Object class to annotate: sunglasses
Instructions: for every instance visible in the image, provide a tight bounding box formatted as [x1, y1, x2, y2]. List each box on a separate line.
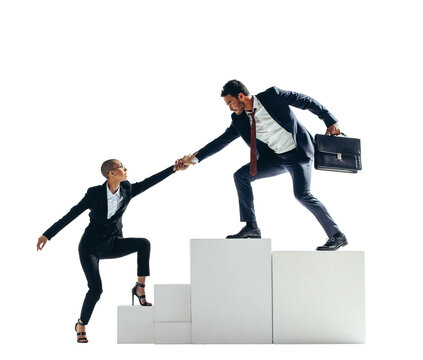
[111, 163, 125, 171]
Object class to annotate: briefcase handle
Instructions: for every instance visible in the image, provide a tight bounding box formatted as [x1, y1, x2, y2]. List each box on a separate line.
[327, 132, 347, 137]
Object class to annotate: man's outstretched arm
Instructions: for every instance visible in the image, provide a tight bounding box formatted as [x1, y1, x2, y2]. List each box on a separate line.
[176, 123, 240, 169]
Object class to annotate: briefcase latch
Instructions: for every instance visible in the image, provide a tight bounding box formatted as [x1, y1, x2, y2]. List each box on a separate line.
[337, 153, 342, 161]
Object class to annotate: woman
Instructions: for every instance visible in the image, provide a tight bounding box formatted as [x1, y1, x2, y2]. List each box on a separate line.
[36, 156, 195, 343]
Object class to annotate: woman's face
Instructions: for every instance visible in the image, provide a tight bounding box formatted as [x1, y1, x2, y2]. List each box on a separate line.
[109, 161, 127, 181]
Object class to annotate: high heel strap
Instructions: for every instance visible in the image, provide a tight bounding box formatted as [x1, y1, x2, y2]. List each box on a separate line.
[136, 282, 145, 288]
[75, 320, 88, 342]
[75, 320, 86, 332]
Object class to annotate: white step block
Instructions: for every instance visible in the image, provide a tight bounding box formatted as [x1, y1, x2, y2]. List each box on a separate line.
[154, 284, 191, 322]
[190, 239, 272, 344]
[154, 322, 191, 344]
[117, 305, 154, 344]
[272, 251, 365, 344]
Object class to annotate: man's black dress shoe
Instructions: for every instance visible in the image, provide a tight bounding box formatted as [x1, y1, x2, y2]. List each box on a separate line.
[316, 232, 348, 251]
[226, 226, 262, 239]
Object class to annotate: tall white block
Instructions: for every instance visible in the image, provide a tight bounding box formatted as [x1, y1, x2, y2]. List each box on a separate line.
[117, 305, 154, 344]
[272, 251, 365, 344]
[154, 323, 191, 344]
[191, 239, 272, 344]
[154, 284, 191, 322]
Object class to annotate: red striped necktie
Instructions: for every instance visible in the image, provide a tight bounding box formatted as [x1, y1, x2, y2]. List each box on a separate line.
[250, 109, 257, 176]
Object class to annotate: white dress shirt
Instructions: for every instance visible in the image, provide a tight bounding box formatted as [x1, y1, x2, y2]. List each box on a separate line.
[246, 96, 296, 154]
[106, 184, 124, 219]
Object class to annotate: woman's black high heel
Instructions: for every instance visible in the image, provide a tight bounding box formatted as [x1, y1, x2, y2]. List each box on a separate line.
[131, 282, 152, 306]
[75, 319, 88, 343]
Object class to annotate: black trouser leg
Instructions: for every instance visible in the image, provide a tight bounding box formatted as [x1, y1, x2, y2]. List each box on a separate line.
[78, 252, 103, 325]
[233, 157, 286, 222]
[78, 236, 151, 324]
[279, 153, 341, 238]
[101, 236, 151, 276]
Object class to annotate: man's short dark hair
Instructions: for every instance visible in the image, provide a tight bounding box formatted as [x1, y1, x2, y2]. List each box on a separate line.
[221, 80, 250, 98]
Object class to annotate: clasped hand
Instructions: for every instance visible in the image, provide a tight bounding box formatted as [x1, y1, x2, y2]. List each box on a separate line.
[173, 152, 198, 171]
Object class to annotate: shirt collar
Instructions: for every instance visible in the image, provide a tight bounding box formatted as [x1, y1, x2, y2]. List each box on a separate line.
[106, 183, 121, 199]
[246, 95, 261, 114]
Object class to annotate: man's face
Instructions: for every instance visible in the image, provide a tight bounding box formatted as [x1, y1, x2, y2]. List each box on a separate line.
[109, 161, 127, 181]
[223, 94, 246, 115]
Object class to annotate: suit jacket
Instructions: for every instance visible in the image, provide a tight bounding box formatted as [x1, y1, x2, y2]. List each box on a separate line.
[195, 87, 338, 161]
[43, 166, 175, 250]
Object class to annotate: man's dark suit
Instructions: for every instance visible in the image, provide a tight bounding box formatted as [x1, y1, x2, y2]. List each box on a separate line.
[195, 87, 340, 237]
[43, 166, 174, 324]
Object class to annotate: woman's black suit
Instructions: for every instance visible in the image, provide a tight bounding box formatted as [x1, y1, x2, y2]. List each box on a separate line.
[43, 166, 175, 324]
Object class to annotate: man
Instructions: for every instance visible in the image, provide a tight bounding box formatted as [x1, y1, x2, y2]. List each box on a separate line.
[178, 80, 347, 251]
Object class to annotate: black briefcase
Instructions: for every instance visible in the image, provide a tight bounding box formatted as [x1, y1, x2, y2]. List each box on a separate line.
[314, 134, 362, 173]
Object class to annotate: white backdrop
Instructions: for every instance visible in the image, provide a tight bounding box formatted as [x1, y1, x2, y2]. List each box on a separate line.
[1, 0, 422, 359]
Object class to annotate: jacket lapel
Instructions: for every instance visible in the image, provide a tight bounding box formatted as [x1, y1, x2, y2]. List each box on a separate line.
[233, 112, 252, 144]
[256, 91, 291, 131]
[256, 92, 279, 125]
[100, 182, 109, 220]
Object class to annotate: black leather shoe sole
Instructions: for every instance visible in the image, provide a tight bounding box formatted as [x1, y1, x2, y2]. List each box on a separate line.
[226, 234, 262, 239]
[226, 227, 261, 239]
[316, 238, 348, 251]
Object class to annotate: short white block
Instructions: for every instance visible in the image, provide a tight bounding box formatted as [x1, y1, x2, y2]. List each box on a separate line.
[191, 239, 272, 344]
[154, 323, 191, 344]
[117, 305, 154, 344]
[272, 251, 365, 344]
[154, 284, 191, 322]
